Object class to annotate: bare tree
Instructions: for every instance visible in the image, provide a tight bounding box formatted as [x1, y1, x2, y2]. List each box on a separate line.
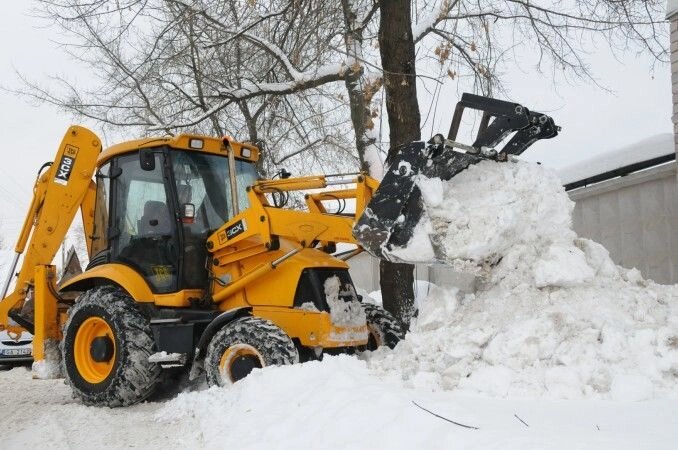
[374, 0, 667, 325]
[20, 0, 356, 175]
[23, 1, 666, 168]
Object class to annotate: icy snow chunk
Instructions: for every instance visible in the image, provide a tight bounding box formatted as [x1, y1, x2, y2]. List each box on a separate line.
[387, 218, 436, 263]
[576, 238, 620, 278]
[416, 175, 443, 207]
[533, 244, 595, 288]
[297, 302, 319, 312]
[623, 268, 645, 284]
[324, 276, 366, 327]
[415, 286, 458, 331]
[31, 339, 62, 379]
[389, 160, 575, 266]
[610, 374, 654, 401]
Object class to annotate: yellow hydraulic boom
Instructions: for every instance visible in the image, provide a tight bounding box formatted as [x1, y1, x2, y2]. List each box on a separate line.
[0, 126, 101, 360]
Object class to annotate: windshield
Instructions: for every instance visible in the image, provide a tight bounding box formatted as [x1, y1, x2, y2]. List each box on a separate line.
[171, 151, 258, 232]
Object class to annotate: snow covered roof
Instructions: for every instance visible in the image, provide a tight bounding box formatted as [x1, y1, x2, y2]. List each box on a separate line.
[557, 133, 674, 186]
[668, 0, 678, 18]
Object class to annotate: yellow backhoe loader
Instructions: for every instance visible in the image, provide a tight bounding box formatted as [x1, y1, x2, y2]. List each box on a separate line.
[0, 94, 558, 406]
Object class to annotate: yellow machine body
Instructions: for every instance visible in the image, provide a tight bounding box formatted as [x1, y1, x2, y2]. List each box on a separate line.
[0, 126, 379, 369]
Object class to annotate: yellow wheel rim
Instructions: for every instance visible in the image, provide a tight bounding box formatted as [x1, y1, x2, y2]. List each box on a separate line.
[74, 317, 116, 384]
[219, 344, 263, 383]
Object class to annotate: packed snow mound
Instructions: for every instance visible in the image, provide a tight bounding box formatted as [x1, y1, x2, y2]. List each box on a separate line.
[31, 339, 62, 379]
[2, 363, 676, 450]
[368, 160, 678, 400]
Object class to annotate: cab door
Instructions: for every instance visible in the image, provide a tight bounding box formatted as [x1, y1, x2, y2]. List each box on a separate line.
[108, 151, 179, 293]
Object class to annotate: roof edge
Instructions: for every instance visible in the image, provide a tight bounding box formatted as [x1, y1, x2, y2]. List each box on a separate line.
[667, 0, 678, 19]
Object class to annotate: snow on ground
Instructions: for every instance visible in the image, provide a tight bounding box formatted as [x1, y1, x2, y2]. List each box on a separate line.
[373, 160, 678, 400]
[2, 358, 677, 449]
[0, 366, 195, 449]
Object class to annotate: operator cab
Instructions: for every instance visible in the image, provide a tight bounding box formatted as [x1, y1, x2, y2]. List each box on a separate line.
[90, 136, 259, 294]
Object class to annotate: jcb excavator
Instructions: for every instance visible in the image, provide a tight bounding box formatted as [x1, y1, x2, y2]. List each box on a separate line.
[0, 94, 558, 406]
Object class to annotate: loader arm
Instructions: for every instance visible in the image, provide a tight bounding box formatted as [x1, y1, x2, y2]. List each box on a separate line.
[204, 173, 379, 305]
[0, 126, 101, 351]
[207, 173, 378, 255]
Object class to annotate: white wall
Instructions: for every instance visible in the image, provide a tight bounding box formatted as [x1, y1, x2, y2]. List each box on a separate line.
[569, 162, 678, 284]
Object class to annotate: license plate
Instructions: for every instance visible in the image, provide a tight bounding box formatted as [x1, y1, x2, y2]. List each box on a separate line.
[1, 348, 31, 356]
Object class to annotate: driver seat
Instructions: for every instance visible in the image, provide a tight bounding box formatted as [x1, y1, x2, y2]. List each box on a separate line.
[138, 200, 171, 237]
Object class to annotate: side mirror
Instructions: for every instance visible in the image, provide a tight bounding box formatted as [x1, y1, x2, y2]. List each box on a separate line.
[139, 149, 155, 171]
[96, 166, 122, 179]
[181, 203, 195, 224]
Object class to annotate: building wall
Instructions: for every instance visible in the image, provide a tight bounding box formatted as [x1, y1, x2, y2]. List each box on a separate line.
[569, 162, 678, 284]
[672, 15, 678, 154]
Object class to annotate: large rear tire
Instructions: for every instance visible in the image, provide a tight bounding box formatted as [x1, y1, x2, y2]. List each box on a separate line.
[205, 316, 298, 387]
[62, 286, 161, 407]
[362, 303, 405, 350]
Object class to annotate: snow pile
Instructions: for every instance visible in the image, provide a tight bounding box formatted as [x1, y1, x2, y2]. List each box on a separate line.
[157, 357, 418, 449]
[388, 160, 574, 270]
[369, 160, 678, 400]
[153, 355, 678, 449]
[3, 359, 678, 450]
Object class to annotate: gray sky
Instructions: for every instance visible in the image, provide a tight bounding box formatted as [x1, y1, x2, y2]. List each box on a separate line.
[0, 1, 672, 241]
[0, 2, 82, 241]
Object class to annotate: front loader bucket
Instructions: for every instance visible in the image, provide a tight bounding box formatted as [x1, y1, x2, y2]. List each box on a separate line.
[353, 93, 559, 260]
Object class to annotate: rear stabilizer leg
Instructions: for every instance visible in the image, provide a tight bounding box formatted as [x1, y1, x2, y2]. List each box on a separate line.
[32, 265, 62, 379]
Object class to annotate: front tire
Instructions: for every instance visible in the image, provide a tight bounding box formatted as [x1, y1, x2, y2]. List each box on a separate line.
[62, 286, 161, 407]
[205, 316, 298, 387]
[362, 303, 405, 350]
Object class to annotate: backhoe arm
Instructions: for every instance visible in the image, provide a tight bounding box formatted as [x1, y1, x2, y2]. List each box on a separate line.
[0, 126, 101, 343]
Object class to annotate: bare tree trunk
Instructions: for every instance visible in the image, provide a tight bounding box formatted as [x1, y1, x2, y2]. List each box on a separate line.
[238, 101, 267, 176]
[378, 0, 421, 327]
[343, 67, 373, 174]
[340, 0, 381, 174]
